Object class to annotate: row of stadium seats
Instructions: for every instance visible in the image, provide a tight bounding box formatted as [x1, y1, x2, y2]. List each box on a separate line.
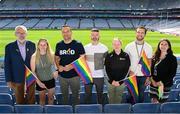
[0, 88, 179, 105]
[0, 102, 180, 113]
[0, 18, 180, 29]
[0, 0, 179, 10]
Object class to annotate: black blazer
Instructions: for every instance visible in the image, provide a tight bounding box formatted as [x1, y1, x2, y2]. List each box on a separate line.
[151, 53, 177, 87]
[5, 40, 36, 83]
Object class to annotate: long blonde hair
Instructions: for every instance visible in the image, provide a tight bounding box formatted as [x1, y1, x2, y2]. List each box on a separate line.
[34, 39, 54, 65]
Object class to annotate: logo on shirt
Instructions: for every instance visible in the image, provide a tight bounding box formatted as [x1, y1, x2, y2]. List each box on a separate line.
[119, 58, 126, 60]
[59, 48, 75, 55]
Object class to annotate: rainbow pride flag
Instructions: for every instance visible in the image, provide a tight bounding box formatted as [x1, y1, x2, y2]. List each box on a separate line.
[25, 65, 36, 88]
[124, 75, 139, 103]
[158, 82, 164, 99]
[72, 56, 93, 84]
[139, 50, 151, 76]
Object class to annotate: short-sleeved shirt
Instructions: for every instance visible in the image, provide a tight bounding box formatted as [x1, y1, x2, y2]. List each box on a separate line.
[55, 40, 85, 78]
[125, 41, 153, 76]
[84, 43, 108, 78]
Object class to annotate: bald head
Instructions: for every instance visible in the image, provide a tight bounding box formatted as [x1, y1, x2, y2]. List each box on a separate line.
[61, 25, 72, 42]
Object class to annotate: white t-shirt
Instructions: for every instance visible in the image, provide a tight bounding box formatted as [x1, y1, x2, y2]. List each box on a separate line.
[84, 43, 108, 78]
[125, 41, 153, 76]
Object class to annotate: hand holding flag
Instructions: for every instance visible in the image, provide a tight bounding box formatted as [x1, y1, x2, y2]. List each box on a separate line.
[25, 65, 47, 90]
[72, 56, 93, 84]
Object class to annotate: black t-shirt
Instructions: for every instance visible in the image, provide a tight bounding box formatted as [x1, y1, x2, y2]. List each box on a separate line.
[55, 40, 85, 78]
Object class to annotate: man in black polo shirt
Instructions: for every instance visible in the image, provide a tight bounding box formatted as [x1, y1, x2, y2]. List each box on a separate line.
[55, 25, 85, 105]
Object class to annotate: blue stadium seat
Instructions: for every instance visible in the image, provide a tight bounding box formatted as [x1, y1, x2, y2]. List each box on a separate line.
[168, 89, 180, 101]
[144, 91, 151, 102]
[104, 104, 131, 113]
[14, 105, 43, 113]
[44, 105, 73, 113]
[35, 93, 48, 104]
[55, 93, 62, 105]
[0, 93, 13, 105]
[35, 93, 56, 105]
[79, 92, 97, 104]
[161, 102, 180, 113]
[103, 92, 109, 104]
[55, 86, 61, 93]
[0, 82, 7, 86]
[176, 83, 180, 89]
[0, 104, 14, 113]
[132, 103, 160, 113]
[75, 104, 102, 113]
[0, 86, 12, 94]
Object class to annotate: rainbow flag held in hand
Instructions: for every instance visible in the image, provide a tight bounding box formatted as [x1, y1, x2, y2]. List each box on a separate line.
[158, 83, 164, 99]
[139, 50, 151, 76]
[25, 65, 36, 88]
[124, 75, 139, 103]
[72, 56, 93, 84]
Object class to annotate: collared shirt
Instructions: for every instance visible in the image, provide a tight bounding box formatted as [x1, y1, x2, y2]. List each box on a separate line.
[17, 40, 26, 61]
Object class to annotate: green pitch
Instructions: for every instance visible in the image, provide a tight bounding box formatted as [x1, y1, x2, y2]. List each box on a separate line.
[0, 29, 180, 57]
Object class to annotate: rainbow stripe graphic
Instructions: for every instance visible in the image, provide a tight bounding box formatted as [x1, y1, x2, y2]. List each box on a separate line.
[72, 56, 93, 84]
[124, 75, 139, 103]
[25, 65, 36, 88]
[139, 50, 151, 76]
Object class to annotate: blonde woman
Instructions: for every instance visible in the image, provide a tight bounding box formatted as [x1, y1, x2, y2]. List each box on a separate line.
[31, 39, 58, 105]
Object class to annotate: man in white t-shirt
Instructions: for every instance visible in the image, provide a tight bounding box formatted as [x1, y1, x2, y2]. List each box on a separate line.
[125, 26, 153, 103]
[84, 28, 108, 104]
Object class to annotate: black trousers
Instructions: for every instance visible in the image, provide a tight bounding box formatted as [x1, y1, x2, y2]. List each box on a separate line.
[84, 78, 104, 104]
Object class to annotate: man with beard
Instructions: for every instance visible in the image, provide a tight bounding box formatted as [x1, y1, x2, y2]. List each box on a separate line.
[125, 26, 153, 103]
[84, 28, 108, 104]
[55, 25, 85, 106]
[5, 25, 36, 104]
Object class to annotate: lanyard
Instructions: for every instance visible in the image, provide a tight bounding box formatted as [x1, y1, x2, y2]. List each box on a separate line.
[133, 42, 144, 75]
[135, 42, 144, 59]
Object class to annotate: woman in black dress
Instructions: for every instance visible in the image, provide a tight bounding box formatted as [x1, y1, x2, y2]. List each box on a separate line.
[150, 39, 177, 103]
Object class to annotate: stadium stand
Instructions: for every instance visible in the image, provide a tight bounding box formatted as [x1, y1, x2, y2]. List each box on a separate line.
[0, 0, 179, 36]
[0, 0, 179, 113]
[0, 0, 180, 10]
[0, 93, 13, 105]
[44, 105, 73, 113]
[132, 103, 161, 113]
[0, 59, 179, 113]
[104, 104, 131, 113]
[161, 102, 180, 113]
[0, 105, 14, 113]
[75, 104, 102, 113]
[14, 105, 44, 113]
